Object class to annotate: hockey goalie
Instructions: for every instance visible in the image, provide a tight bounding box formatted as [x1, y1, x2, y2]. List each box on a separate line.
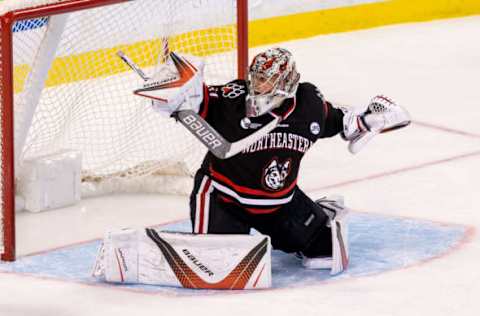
[93, 48, 410, 289]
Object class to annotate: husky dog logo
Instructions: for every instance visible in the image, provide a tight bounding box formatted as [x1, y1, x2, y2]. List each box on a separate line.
[221, 83, 245, 99]
[263, 158, 291, 191]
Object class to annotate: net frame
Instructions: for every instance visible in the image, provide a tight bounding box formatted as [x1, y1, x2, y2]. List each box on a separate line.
[0, 0, 248, 261]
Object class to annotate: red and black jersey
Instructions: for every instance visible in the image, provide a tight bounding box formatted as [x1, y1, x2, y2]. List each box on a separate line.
[196, 79, 344, 214]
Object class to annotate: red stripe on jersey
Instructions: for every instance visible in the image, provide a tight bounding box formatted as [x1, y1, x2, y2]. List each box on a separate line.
[210, 166, 297, 198]
[323, 101, 330, 119]
[198, 178, 212, 234]
[218, 195, 235, 203]
[218, 195, 280, 214]
[245, 206, 280, 214]
[199, 84, 209, 119]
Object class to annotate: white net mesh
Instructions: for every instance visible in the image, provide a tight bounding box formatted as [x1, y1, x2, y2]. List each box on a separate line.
[17, 0, 238, 182]
[1, 0, 241, 258]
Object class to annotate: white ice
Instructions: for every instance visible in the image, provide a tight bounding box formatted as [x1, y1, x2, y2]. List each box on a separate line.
[1, 15, 480, 316]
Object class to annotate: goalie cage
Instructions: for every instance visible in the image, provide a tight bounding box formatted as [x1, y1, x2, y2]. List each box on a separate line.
[0, 0, 249, 261]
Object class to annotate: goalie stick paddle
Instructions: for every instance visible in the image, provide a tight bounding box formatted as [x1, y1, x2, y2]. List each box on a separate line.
[172, 110, 281, 159]
[117, 50, 281, 159]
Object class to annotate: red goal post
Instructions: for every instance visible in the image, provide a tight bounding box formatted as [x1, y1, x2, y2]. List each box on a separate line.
[0, 0, 249, 261]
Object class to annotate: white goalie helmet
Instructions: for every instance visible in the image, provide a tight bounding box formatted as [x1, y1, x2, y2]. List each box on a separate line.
[246, 47, 300, 117]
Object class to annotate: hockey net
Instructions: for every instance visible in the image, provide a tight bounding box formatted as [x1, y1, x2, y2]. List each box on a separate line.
[0, 0, 248, 261]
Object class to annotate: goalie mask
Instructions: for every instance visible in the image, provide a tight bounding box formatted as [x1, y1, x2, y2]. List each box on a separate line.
[246, 48, 300, 117]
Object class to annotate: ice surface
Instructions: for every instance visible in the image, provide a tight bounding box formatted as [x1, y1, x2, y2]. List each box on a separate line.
[1, 16, 480, 316]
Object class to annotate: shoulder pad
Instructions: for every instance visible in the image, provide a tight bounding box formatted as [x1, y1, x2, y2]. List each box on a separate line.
[299, 82, 325, 101]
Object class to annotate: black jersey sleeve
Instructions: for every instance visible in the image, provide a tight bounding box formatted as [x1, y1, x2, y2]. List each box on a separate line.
[298, 82, 344, 139]
[321, 101, 344, 138]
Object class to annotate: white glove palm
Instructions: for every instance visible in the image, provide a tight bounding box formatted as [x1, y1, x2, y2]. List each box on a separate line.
[342, 95, 411, 154]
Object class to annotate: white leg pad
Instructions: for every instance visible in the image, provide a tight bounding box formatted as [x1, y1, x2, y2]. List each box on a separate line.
[301, 195, 350, 275]
[330, 215, 349, 275]
[93, 228, 272, 289]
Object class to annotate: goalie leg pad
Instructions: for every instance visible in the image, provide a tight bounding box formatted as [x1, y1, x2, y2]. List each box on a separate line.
[93, 228, 272, 289]
[300, 196, 350, 275]
[92, 228, 140, 283]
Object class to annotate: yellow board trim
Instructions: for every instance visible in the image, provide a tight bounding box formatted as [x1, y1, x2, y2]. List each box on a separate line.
[14, 26, 235, 93]
[249, 0, 480, 47]
[13, 0, 480, 92]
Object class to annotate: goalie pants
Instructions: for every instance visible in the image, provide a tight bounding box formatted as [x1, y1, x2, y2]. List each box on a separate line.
[190, 172, 332, 257]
